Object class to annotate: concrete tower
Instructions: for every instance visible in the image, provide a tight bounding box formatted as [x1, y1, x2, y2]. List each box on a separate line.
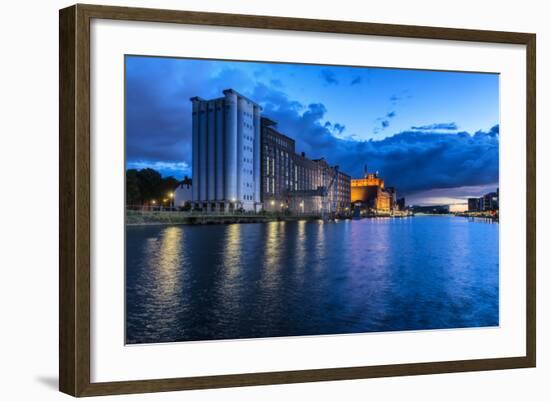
[190, 89, 262, 212]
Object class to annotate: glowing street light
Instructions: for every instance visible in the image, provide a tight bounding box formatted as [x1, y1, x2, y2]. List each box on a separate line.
[167, 192, 174, 210]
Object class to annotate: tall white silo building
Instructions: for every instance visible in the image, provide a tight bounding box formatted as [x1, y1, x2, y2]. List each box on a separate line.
[190, 89, 262, 212]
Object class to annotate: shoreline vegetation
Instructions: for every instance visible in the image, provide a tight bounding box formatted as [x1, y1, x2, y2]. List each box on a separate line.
[126, 210, 497, 226]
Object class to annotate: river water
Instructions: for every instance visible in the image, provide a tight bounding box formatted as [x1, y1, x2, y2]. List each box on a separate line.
[126, 216, 498, 344]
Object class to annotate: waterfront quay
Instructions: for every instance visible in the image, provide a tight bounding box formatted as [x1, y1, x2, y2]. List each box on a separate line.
[126, 209, 342, 225]
[126, 208, 418, 225]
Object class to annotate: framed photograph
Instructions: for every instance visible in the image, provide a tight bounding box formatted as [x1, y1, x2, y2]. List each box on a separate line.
[59, 4, 536, 397]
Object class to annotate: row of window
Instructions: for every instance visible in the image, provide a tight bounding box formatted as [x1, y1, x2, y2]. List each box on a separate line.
[267, 134, 291, 149]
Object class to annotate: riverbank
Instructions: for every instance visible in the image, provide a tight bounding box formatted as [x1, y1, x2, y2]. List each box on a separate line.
[455, 212, 499, 222]
[126, 210, 330, 225]
[125, 210, 421, 225]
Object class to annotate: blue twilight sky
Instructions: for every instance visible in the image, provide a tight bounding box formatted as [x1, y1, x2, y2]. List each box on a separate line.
[125, 55, 499, 205]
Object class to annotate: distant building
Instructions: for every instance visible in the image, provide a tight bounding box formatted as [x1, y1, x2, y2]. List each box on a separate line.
[190, 89, 262, 212]
[375, 189, 392, 212]
[385, 187, 397, 210]
[396, 197, 406, 211]
[174, 176, 192, 208]
[481, 192, 498, 211]
[468, 189, 499, 212]
[351, 168, 393, 212]
[350, 172, 382, 205]
[468, 197, 481, 212]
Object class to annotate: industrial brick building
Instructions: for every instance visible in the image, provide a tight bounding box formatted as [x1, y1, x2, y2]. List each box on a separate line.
[261, 117, 350, 214]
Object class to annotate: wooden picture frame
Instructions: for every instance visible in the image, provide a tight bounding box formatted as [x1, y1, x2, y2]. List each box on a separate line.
[59, 3, 536, 397]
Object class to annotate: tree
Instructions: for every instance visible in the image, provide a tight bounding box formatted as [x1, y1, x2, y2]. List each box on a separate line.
[161, 176, 180, 195]
[136, 168, 163, 203]
[125, 167, 187, 207]
[126, 169, 141, 206]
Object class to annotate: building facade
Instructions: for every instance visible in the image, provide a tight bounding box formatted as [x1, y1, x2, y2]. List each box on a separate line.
[261, 117, 297, 211]
[468, 197, 481, 212]
[261, 117, 351, 214]
[191, 89, 262, 212]
[335, 170, 351, 212]
[468, 189, 499, 212]
[351, 171, 383, 206]
[351, 170, 394, 212]
[396, 197, 406, 211]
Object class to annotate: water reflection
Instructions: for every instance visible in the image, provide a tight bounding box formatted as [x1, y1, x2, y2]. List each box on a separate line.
[126, 216, 499, 344]
[129, 226, 185, 340]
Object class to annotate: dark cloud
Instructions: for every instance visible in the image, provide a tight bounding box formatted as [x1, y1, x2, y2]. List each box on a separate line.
[125, 72, 191, 163]
[125, 59, 250, 172]
[350, 76, 361, 85]
[411, 122, 458, 131]
[390, 92, 413, 105]
[324, 121, 346, 135]
[373, 111, 395, 132]
[126, 61, 498, 196]
[251, 84, 498, 196]
[321, 69, 339, 85]
[390, 94, 400, 102]
[270, 79, 284, 88]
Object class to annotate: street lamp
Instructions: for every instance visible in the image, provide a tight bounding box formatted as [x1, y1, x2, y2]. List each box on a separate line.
[168, 192, 174, 210]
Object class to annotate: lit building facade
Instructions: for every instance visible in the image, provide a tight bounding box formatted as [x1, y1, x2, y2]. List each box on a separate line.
[351, 171, 385, 205]
[351, 169, 394, 212]
[261, 117, 297, 210]
[335, 170, 351, 212]
[261, 117, 351, 214]
[191, 89, 262, 212]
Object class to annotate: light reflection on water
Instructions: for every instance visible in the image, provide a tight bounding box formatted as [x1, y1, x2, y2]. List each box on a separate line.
[126, 216, 499, 344]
